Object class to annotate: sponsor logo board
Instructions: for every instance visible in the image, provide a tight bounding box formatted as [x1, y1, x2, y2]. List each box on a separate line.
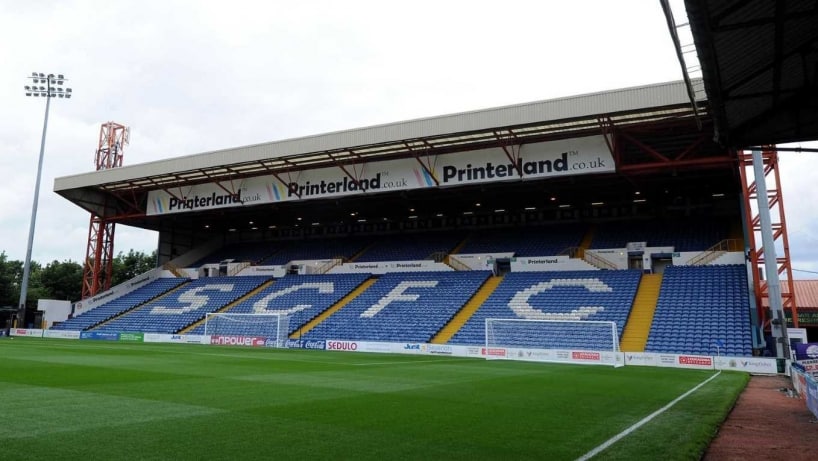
[502, 348, 553, 363]
[11, 328, 44, 337]
[210, 335, 265, 347]
[795, 343, 818, 360]
[428, 344, 453, 355]
[625, 353, 659, 367]
[326, 340, 358, 351]
[272, 338, 325, 349]
[571, 351, 601, 362]
[359, 342, 392, 353]
[466, 346, 483, 357]
[799, 359, 818, 374]
[303, 340, 325, 350]
[659, 354, 677, 366]
[80, 331, 120, 341]
[118, 332, 144, 342]
[398, 343, 426, 354]
[147, 136, 612, 215]
[714, 357, 777, 374]
[143, 333, 200, 344]
[499, 348, 619, 366]
[676, 355, 714, 369]
[481, 347, 507, 357]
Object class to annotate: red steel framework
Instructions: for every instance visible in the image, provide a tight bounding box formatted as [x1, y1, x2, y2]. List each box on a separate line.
[81, 122, 129, 299]
[738, 147, 798, 328]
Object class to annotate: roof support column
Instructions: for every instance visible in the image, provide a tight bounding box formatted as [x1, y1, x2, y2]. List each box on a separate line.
[739, 148, 797, 358]
[494, 131, 523, 178]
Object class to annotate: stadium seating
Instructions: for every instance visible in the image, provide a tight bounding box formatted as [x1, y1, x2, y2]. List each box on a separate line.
[93, 276, 272, 334]
[590, 219, 729, 251]
[51, 278, 189, 331]
[259, 238, 369, 265]
[186, 273, 370, 336]
[449, 270, 642, 350]
[645, 265, 752, 356]
[355, 232, 463, 262]
[457, 224, 587, 256]
[303, 271, 491, 342]
[193, 241, 279, 266]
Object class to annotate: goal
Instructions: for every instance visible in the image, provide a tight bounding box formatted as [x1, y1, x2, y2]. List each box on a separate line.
[204, 313, 290, 346]
[484, 318, 622, 366]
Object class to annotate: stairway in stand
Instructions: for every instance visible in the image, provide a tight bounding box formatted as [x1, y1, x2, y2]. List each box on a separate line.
[431, 275, 503, 344]
[620, 273, 663, 352]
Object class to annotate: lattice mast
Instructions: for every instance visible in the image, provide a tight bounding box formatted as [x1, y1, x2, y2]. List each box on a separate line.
[81, 122, 129, 299]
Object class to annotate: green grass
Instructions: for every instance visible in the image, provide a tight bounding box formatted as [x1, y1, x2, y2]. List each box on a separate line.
[0, 338, 748, 460]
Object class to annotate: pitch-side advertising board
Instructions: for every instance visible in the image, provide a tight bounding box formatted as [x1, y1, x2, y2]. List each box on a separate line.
[43, 330, 82, 339]
[143, 333, 209, 344]
[625, 352, 715, 370]
[10, 328, 44, 337]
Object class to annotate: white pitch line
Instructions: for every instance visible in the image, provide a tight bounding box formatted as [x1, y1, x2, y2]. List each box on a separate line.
[575, 371, 722, 461]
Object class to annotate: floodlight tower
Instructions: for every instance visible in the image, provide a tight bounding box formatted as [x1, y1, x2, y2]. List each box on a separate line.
[18, 73, 72, 327]
[81, 122, 129, 299]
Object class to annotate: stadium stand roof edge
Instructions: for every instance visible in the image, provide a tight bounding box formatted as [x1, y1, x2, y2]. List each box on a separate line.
[685, 0, 818, 147]
[54, 79, 705, 197]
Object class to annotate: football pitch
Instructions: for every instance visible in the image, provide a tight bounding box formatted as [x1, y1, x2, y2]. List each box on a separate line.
[0, 338, 748, 460]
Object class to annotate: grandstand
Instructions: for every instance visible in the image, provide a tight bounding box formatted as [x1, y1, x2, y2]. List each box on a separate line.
[47, 78, 782, 360]
[645, 265, 752, 356]
[93, 276, 271, 334]
[456, 223, 587, 256]
[303, 271, 491, 343]
[449, 270, 641, 349]
[51, 278, 189, 331]
[186, 273, 370, 336]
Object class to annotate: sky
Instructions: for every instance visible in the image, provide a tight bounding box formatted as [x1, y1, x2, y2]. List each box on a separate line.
[1, 0, 816, 276]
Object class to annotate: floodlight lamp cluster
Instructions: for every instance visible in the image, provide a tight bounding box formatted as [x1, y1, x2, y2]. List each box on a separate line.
[24, 72, 72, 98]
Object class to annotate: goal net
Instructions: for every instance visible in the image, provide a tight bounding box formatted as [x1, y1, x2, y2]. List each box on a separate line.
[484, 318, 622, 367]
[204, 313, 290, 346]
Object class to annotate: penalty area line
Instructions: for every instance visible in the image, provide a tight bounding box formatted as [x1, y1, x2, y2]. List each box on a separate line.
[575, 370, 722, 461]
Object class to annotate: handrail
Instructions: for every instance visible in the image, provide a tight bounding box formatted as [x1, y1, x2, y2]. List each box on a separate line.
[317, 257, 344, 274]
[162, 261, 187, 278]
[228, 261, 251, 276]
[688, 239, 743, 266]
[446, 255, 471, 271]
[558, 246, 582, 258]
[583, 251, 618, 270]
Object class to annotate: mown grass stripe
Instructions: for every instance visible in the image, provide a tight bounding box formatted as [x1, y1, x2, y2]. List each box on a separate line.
[575, 371, 723, 461]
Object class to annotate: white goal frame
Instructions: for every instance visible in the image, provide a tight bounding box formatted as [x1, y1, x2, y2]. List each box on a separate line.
[204, 312, 289, 346]
[484, 318, 622, 367]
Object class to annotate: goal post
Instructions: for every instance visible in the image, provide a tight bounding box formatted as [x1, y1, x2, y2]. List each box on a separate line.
[484, 318, 623, 367]
[204, 313, 290, 347]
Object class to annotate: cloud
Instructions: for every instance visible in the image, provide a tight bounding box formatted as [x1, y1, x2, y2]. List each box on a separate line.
[1, 0, 816, 283]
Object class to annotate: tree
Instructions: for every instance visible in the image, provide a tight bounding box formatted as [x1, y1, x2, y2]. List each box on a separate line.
[0, 257, 44, 309]
[111, 249, 157, 286]
[0, 252, 22, 308]
[0, 248, 155, 305]
[23, 260, 48, 306]
[39, 260, 83, 302]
